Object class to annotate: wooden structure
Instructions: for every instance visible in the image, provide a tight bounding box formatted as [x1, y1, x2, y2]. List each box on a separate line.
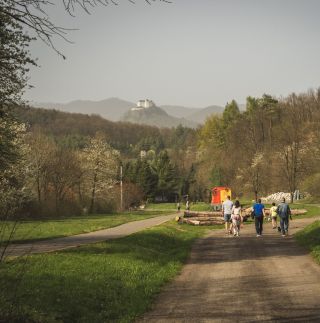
[211, 186, 232, 210]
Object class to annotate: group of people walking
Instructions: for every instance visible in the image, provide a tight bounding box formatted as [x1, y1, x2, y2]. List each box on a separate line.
[222, 196, 292, 237]
[222, 196, 243, 236]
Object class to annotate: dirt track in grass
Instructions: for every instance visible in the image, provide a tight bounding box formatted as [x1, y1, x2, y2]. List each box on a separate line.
[140, 216, 320, 322]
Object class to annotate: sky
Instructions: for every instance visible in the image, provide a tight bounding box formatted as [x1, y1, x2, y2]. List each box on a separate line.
[24, 0, 320, 108]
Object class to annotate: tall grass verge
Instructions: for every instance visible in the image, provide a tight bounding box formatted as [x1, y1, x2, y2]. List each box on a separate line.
[295, 220, 320, 264]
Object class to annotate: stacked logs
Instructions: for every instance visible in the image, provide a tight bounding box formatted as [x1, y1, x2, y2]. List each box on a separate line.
[180, 211, 224, 226]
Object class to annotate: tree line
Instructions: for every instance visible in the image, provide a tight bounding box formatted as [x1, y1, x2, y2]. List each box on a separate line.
[2, 1, 320, 219]
[198, 90, 320, 202]
[1, 105, 199, 217]
[3, 88, 320, 219]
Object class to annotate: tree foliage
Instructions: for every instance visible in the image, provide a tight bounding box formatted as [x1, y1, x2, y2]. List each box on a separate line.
[80, 134, 119, 213]
[154, 150, 178, 201]
[0, 11, 36, 107]
[0, 0, 171, 58]
[0, 115, 30, 220]
[198, 90, 320, 202]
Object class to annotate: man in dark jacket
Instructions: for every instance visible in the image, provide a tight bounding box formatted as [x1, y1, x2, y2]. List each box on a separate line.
[277, 198, 292, 237]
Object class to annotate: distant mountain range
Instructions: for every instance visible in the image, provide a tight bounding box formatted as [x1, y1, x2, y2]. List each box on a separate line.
[32, 98, 242, 128]
[159, 105, 199, 118]
[187, 105, 226, 123]
[32, 98, 133, 122]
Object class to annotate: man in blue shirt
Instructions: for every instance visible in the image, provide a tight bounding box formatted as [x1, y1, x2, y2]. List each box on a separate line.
[252, 198, 265, 237]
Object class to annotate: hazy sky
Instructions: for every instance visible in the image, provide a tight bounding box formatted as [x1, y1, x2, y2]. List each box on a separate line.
[24, 0, 320, 108]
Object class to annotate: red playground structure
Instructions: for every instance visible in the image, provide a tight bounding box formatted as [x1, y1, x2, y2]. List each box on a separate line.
[211, 186, 232, 210]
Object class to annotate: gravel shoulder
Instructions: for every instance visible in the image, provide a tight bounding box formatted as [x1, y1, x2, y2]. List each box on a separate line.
[140, 216, 320, 322]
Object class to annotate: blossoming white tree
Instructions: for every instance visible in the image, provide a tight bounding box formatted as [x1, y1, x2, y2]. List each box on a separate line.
[80, 134, 119, 213]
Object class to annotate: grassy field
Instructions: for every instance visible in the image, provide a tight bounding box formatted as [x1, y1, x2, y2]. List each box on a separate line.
[292, 203, 320, 218]
[2, 201, 318, 244]
[1, 203, 318, 322]
[146, 202, 212, 212]
[0, 221, 212, 323]
[295, 220, 320, 264]
[0, 210, 170, 244]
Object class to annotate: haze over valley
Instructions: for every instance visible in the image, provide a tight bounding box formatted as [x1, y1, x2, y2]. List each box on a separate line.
[31, 98, 228, 127]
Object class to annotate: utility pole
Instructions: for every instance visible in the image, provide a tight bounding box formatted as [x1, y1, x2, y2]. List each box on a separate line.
[120, 164, 123, 211]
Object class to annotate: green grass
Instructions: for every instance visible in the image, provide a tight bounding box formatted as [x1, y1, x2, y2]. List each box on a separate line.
[295, 220, 320, 264]
[145, 203, 177, 211]
[146, 202, 213, 212]
[0, 221, 211, 323]
[291, 202, 320, 218]
[0, 210, 170, 244]
[190, 203, 213, 211]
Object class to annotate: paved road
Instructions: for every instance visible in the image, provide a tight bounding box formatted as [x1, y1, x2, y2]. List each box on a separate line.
[141, 217, 320, 322]
[2, 213, 176, 258]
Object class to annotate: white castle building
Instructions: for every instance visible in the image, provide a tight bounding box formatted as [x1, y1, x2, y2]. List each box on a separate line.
[131, 99, 155, 111]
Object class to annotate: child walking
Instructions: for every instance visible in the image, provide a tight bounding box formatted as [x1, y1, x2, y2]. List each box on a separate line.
[231, 200, 242, 236]
[270, 202, 278, 229]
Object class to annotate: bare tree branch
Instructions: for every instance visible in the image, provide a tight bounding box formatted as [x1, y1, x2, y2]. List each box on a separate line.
[0, 0, 172, 58]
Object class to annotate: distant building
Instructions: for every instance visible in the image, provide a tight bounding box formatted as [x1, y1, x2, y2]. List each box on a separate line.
[131, 99, 155, 111]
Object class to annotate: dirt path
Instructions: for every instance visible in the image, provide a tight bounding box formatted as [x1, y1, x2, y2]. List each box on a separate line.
[2, 213, 176, 258]
[140, 216, 320, 322]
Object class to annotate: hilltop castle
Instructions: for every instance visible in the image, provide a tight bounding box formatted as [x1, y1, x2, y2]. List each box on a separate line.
[131, 99, 155, 111]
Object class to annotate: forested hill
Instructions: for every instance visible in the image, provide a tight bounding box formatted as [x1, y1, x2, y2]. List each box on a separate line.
[32, 97, 134, 122]
[122, 105, 198, 128]
[13, 105, 176, 154]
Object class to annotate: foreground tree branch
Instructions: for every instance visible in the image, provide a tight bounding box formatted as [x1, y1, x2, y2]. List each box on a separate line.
[0, 0, 171, 106]
[0, 0, 171, 58]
